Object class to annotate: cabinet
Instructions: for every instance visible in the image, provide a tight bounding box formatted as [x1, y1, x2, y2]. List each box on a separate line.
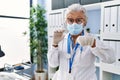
[51, 0, 112, 10]
[52, 0, 80, 10]
[100, 0, 120, 80]
[80, 0, 101, 5]
[47, 9, 65, 79]
[103, 6, 118, 33]
[47, 0, 120, 80]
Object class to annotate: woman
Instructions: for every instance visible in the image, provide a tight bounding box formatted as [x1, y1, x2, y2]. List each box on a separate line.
[47, 4, 115, 80]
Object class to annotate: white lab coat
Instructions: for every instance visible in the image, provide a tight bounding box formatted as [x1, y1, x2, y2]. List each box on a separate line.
[47, 33, 115, 80]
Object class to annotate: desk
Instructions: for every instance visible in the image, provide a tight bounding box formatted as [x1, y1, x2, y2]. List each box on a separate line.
[14, 63, 35, 80]
[2, 63, 36, 80]
[0, 72, 30, 80]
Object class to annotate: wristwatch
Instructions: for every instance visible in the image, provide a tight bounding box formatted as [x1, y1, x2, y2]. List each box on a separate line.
[52, 44, 58, 47]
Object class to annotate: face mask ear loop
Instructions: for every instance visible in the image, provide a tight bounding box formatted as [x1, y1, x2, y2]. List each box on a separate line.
[81, 23, 84, 26]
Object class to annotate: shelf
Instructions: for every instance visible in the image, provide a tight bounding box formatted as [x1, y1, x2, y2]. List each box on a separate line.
[101, 33, 120, 41]
[94, 34, 100, 37]
[95, 62, 100, 67]
[101, 63, 120, 75]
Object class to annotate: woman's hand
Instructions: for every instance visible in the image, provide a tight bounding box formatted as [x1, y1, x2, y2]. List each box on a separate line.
[76, 35, 96, 48]
[53, 29, 65, 46]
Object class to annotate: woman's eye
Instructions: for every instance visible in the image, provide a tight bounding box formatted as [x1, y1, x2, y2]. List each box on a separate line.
[77, 18, 81, 22]
[69, 19, 73, 22]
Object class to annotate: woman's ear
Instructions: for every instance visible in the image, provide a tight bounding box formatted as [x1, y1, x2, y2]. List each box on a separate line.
[83, 21, 87, 26]
[83, 15, 88, 26]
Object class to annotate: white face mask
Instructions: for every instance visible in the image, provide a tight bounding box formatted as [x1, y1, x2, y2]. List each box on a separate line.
[67, 23, 84, 35]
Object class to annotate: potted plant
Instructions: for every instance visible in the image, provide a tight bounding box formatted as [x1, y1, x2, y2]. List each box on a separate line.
[30, 4, 48, 80]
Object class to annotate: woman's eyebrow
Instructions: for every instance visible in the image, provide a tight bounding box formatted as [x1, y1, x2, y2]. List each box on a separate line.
[76, 15, 84, 18]
[66, 15, 73, 18]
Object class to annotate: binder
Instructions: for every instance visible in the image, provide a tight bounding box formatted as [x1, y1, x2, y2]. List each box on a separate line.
[49, 15, 52, 34]
[61, 13, 63, 28]
[110, 6, 118, 33]
[53, 14, 56, 28]
[52, 14, 54, 28]
[116, 41, 120, 66]
[55, 14, 58, 28]
[49, 15, 52, 28]
[58, 13, 60, 28]
[49, 14, 54, 36]
[103, 40, 110, 47]
[59, 13, 62, 28]
[109, 41, 116, 65]
[56, 13, 59, 28]
[118, 6, 120, 33]
[50, 14, 53, 28]
[103, 7, 111, 33]
[109, 41, 116, 54]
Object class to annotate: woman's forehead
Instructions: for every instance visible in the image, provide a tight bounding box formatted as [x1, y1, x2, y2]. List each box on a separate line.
[66, 11, 85, 18]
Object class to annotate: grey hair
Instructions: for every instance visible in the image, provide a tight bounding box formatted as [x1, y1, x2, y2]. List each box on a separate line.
[65, 3, 87, 19]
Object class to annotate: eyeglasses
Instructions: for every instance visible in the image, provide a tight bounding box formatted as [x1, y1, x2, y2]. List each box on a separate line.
[67, 18, 85, 24]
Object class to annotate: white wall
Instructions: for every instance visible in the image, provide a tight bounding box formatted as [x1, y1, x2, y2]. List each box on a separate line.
[0, 0, 30, 18]
[0, 0, 30, 68]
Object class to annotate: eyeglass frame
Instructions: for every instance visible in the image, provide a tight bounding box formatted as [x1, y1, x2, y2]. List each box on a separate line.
[66, 18, 85, 24]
